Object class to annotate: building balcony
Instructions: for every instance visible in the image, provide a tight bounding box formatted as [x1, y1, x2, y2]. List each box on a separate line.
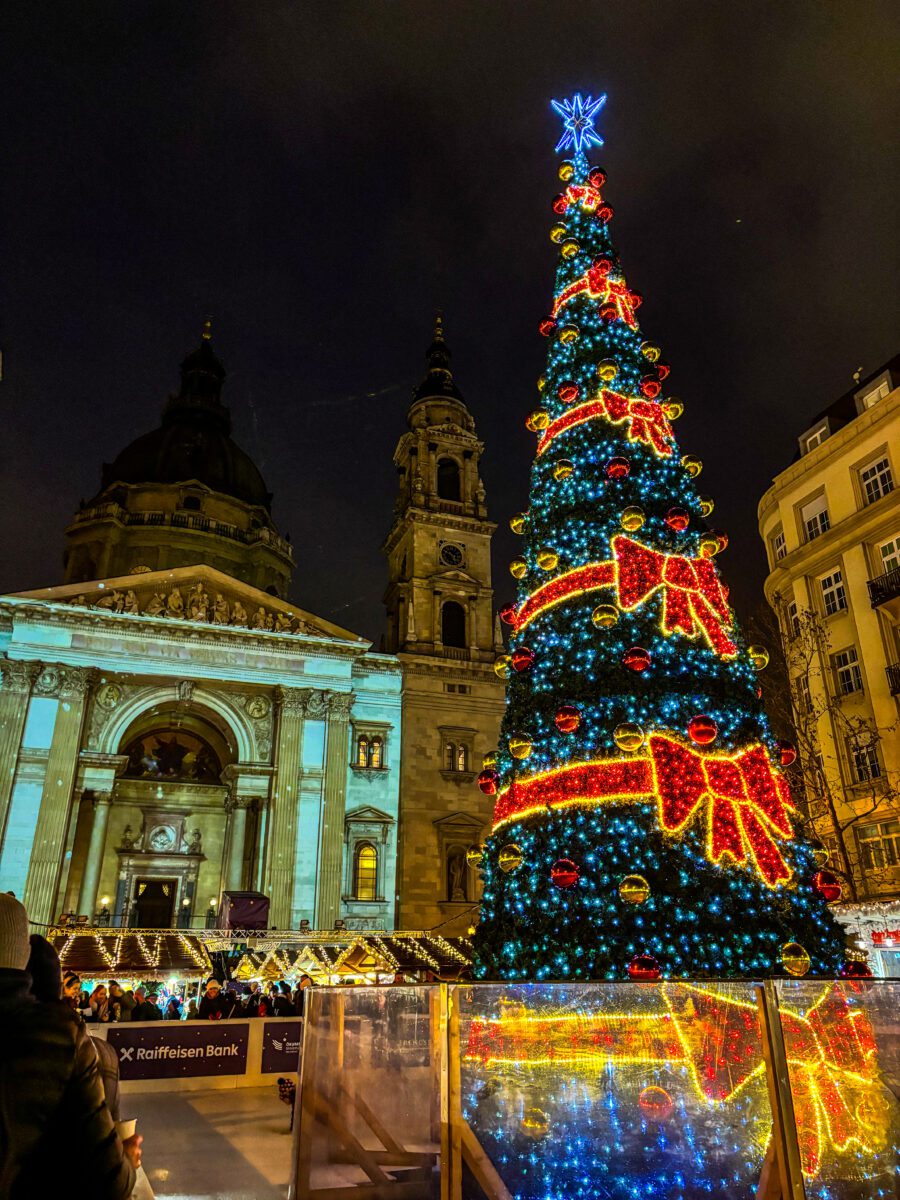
[868, 566, 900, 614]
[71, 502, 293, 559]
[887, 663, 900, 697]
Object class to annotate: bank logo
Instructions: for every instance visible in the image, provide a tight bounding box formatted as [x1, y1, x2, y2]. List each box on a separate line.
[118, 1046, 135, 1062]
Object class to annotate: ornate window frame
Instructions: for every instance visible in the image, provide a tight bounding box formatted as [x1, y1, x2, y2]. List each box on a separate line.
[342, 805, 394, 906]
[439, 724, 477, 784]
[351, 720, 391, 774]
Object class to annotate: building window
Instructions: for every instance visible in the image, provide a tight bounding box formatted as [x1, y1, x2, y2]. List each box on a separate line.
[437, 458, 461, 502]
[832, 647, 863, 695]
[858, 378, 891, 411]
[801, 496, 830, 542]
[444, 741, 471, 773]
[356, 736, 369, 767]
[786, 601, 800, 639]
[857, 820, 900, 871]
[441, 600, 466, 648]
[847, 740, 881, 784]
[771, 528, 787, 562]
[879, 536, 900, 574]
[803, 426, 828, 454]
[445, 683, 470, 694]
[354, 733, 386, 769]
[860, 457, 894, 506]
[353, 844, 378, 901]
[819, 569, 847, 617]
[793, 674, 811, 714]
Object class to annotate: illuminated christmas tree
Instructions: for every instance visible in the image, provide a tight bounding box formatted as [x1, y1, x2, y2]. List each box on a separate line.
[473, 94, 848, 982]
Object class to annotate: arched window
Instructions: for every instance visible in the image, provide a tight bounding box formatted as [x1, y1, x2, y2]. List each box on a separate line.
[456, 744, 469, 772]
[354, 844, 378, 901]
[442, 601, 466, 648]
[369, 737, 383, 769]
[437, 458, 461, 501]
[356, 736, 369, 767]
[445, 742, 457, 772]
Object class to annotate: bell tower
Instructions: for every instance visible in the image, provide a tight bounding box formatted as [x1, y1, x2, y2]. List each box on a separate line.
[383, 316, 499, 660]
[384, 316, 504, 934]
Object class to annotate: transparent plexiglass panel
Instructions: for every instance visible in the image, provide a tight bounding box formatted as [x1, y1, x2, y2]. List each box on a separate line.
[775, 979, 900, 1199]
[458, 981, 774, 1200]
[291, 986, 441, 1197]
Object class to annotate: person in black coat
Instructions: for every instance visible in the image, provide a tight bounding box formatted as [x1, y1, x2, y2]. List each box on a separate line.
[194, 979, 235, 1020]
[131, 989, 162, 1021]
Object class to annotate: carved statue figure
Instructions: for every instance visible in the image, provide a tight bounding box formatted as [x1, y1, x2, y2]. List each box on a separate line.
[448, 851, 468, 902]
[274, 611, 292, 632]
[213, 594, 230, 624]
[252, 606, 274, 630]
[166, 588, 184, 617]
[145, 591, 165, 616]
[232, 600, 248, 626]
[187, 583, 209, 622]
[186, 828, 202, 855]
[123, 590, 139, 613]
[120, 825, 136, 851]
[96, 590, 121, 611]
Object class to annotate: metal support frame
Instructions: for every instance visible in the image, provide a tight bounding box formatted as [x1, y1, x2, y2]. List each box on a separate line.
[754, 981, 807, 1200]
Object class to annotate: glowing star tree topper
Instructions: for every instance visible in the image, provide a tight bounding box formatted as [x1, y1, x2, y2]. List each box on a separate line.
[472, 97, 848, 982]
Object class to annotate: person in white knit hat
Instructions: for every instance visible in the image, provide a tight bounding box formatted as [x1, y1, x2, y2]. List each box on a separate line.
[0, 893, 140, 1198]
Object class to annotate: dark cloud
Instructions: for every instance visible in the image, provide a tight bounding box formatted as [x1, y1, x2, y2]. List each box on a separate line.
[1, 2, 898, 637]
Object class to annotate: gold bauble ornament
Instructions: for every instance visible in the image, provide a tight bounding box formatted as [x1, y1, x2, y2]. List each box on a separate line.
[620, 506, 646, 532]
[781, 942, 811, 977]
[558, 324, 579, 345]
[482, 751, 498, 769]
[525, 409, 550, 432]
[748, 645, 770, 671]
[591, 604, 618, 628]
[537, 374, 546, 391]
[509, 557, 527, 579]
[520, 1107, 550, 1139]
[614, 722, 645, 752]
[641, 341, 661, 363]
[558, 160, 575, 182]
[553, 459, 574, 481]
[549, 222, 567, 243]
[493, 655, 511, 679]
[597, 359, 618, 382]
[698, 495, 715, 518]
[681, 455, 702, 478]
[508, 733, 533, 760]
[698, 533, 720, 559]
[498, 843, 524, 872]
[509, 512, 527, 534]
[536, 547, 559, 571]
[467, 924, 477, 937]
[619, 874, 651, 904]
[662, 399, 683, 420]
[561, 238, 580, 259]
[466, 846, 484, 869]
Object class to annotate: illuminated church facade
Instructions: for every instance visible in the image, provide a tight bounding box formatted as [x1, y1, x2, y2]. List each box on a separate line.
[0, 323, 503, 933]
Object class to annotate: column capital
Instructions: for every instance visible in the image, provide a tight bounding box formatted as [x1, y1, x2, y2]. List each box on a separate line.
[92, 791, 112, 809]
[225, 793, 260, 812]
[275, 685, 309, 715]
[60, 667, 96, 699]
[326, 692, 353, 722]
[0, 659, 39, 694]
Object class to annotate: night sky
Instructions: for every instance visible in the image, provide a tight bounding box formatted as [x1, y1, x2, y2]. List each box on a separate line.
[2, 3, 898, 643]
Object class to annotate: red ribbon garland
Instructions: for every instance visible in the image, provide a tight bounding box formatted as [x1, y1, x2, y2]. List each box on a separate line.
[492, 735, 794, 887]
[551, 265, 639, 327]
[536, 390, 674, 458]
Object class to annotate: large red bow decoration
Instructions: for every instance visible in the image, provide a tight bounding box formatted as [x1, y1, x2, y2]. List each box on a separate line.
[551, 264, 639, 328]
[602, 391, 674, 456]
[614, 535, 737, 658]
[650, 735, 793, 885]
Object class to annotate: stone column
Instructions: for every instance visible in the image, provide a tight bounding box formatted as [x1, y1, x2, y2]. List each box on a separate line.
[76, 791, 111, 917]
[264, 687, 307, 928]
[316, 692, 352, 929]
[23, 667, 93, 926]
[224, 796, 252, 892]
[0, 660, 38, 849]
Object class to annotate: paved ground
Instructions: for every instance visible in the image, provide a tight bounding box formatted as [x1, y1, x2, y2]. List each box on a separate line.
[127, 1086, 293, 1200]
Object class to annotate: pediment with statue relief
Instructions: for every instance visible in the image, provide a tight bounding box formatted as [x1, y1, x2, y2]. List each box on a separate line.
[10, 564, 366, 646]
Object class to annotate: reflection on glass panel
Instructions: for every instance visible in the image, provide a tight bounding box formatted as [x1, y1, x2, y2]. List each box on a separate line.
[775, 979, 900, 1199]
[459, 981, 774, 1199]
[294, 987, 440, 1195]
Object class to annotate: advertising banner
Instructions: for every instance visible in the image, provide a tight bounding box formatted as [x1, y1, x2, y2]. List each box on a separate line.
[261, 1020, 302, 1074]
[106, 1022, 250, 1081]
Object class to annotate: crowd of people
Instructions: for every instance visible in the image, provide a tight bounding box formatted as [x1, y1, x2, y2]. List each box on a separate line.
[72, 975, 313, 1022]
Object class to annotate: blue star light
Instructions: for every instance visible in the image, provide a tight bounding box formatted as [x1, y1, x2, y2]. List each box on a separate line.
[551, 92, 607, 154]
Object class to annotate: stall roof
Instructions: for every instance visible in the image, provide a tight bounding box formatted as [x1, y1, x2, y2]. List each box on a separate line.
[50, 929, 212, 980]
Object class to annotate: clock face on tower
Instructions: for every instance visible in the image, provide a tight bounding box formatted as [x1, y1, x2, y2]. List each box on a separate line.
[440, 543, 464, 567]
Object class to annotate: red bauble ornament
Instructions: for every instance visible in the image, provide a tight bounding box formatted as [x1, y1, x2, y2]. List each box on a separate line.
[665, 507, 690, 532]
[605, 456, 631, 480]
[812, 870, 843, 903]
[511, 646, 536, 673]
[597, 204, 614, 222]
[551, 193, 569, 215]
[600, 304, 618, 322]
[657, 363, 671, 380]
[554, 705, 581, 734]
[638, 1086, 673, 1121]
[557, 380, 580, 405]
[777, 739, 796, 766]
[628, 953, 660, 981]
[640, 377, 661, 399]
[623, 647, 651, 673]
[538, 318, 557, 337]
[592, 256, 612, 276]
[588, 167, 606, 189]
[687, 714, 718, 746]
[499, 602, 517, 625]
[477, 769, 499, 795]
[550, 859, 579, 889]
[840, 960, 873, 979]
